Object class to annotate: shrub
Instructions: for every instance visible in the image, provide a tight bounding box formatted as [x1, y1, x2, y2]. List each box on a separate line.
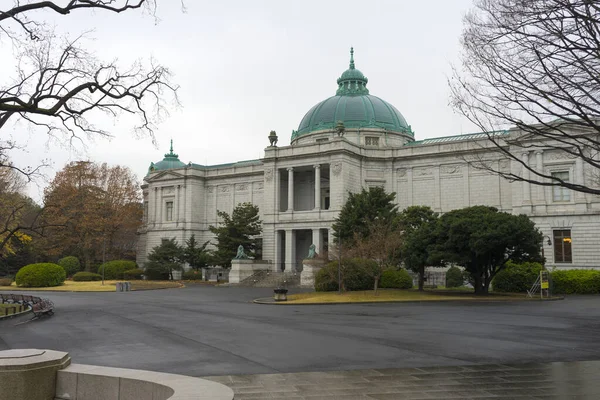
[551, 269, 600, 294]
[493, 261, 542, 293]
[183, 270, 203, 280]
[97, 260, 137, 280]
[315, 259, 375, 292]
[380, 269, 413, 289]
[58, 256, 81, 277]
[445, 266, 465, 288]
[0, 278, 12, 286]
[123, 268, 145, 280]
[73, 272, 103, 282]
[15, 263, 66, 287]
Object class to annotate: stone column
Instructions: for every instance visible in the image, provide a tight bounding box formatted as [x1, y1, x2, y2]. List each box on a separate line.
[274, 230, 282, 272]
[575, 155, 585, 207]
[153, 187, 158, 226]
[285, 229, 294, 272]
[314, 164, 321, 210]
[407, 167, 413, 207]
[175, 185, 180, 223]
[463, 163, 470, 207]
[522, 152, 531, 205]
[312, 228, 322, 254]
[287, 167, 294, 212]
[535, 151, 545, 205]
[433, 166, 441, 212]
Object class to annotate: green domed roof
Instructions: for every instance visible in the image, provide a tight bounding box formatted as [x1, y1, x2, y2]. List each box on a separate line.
[148, 140, 186, 174]
[292, 48, 412, 140]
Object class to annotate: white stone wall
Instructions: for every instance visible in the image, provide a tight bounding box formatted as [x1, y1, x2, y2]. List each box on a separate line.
[138, 133, 600, 270]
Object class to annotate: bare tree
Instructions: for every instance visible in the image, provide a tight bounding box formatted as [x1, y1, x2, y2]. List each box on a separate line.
[0, 1, 178, 179]
[349, 219, 403, 293]
[450, 0, 600, 195]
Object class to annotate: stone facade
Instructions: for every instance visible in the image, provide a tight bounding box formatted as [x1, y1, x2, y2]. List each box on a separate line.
[137, 132, 600, 272]
[137, 51, 600, 272]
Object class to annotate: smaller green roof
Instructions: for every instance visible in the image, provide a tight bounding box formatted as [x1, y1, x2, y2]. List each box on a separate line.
[148, 140, 186, 174]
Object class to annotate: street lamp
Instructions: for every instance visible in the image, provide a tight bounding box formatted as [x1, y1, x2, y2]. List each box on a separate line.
[541, 234, 552, 270]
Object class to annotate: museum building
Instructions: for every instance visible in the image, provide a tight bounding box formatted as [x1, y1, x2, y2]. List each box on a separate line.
[136, 49, 600, 276]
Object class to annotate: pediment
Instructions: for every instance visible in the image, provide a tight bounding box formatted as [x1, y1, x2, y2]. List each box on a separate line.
[146, 171, 185, 182]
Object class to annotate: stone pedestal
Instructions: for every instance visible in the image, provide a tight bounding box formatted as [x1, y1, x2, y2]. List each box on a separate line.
[300, 259, 326, 288]
[0, 349, 71, 400]
[229, 260, 255, 284]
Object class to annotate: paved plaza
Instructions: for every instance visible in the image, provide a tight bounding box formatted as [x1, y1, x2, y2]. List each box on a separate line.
[2, 285, 600, 398]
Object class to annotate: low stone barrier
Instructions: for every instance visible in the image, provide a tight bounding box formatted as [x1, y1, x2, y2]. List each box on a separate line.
[0, 349, 234, 400]
[56, 363, 234, 400]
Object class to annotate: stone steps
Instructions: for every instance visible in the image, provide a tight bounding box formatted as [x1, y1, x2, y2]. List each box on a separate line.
[237, 270, 301, 288]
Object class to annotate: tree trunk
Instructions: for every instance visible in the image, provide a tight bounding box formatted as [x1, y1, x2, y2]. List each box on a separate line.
[169, 269, 173, 281]
[373, 276, 379, 294]
[473, 274, 485, 295]
[418, 266, 425, 291]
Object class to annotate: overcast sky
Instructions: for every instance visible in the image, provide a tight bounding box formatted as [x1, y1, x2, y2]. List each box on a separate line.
[2, 0, 480, 202]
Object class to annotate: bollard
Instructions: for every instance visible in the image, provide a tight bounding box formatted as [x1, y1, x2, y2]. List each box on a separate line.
[115, 282, 122, 292]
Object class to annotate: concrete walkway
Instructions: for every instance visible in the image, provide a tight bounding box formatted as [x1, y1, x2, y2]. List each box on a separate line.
[207, 360, 600, 399]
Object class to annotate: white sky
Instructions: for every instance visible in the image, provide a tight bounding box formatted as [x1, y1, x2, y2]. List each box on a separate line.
[2, 0, 480, 202]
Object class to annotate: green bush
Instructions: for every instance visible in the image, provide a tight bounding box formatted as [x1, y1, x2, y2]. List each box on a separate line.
[58, 256, 81, 277]
[0, 278, 12, 286]
[15, 263, 66, 287]
[493, 261, 542, 293]
[123, 268, 144, 280]
[445, 266, 465, 288]
[183, 269, 203, 280]
[551, 269, 600, 294]
[72, 272, 103, 282]
[97, 260, 137, 280]
[315, 259, 376, 292]
[380, 269, 413, 289]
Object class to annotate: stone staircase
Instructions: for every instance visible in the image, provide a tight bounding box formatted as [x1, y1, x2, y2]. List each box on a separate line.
[237, 270, 301, 288]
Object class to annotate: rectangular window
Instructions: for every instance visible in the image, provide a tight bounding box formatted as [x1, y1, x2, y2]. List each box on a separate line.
[553, 229, 572, 263]
[316, 138, 329, 143]
[166, 201, 173, 221]
[551, 171, 570, 202]
[365, 137, 379, 146]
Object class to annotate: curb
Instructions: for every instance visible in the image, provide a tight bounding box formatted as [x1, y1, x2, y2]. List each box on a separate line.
[252, 296, 564, 305]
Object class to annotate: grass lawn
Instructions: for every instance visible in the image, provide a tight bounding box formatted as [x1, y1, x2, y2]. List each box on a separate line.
[285, 289, 531, 304]
[0, 280, 183, 292]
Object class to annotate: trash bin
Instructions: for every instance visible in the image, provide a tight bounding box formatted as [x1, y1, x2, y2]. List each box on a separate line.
[115, 282, 122, 292]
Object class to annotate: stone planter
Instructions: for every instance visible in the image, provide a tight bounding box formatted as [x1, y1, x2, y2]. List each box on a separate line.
[273, 288, 288, 302]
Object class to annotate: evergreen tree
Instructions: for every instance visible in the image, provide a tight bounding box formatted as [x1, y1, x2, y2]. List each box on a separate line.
[209, 203, 262, 268]
[332, 187, 398, 246]
[429, 206, 542, 295]
[398, 206, 439, 291]
[144, 238, 183, 280]
[183, 234, 211, 271]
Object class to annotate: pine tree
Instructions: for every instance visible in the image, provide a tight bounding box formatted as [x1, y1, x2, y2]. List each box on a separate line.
[144, 238, 183, 280]
[209, 203, 262, 268]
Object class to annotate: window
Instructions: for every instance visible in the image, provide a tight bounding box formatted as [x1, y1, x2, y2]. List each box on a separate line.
[316, 138, 329, 143]
[365, 137, 379, 146]
[553, 229, 572, 263]
[165, 201, 173, 221]
[551, 171, 570, 202]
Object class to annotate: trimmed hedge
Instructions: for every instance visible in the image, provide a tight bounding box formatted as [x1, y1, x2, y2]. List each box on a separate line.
[73, 272, 102, 282]
[15, 263, 66, 287]
[493, 261, 542, 293]
[97, 260, 137, 280]
[445, 266, 464, 288]
[551, 269, 600, 294]
[123, 268, 144, 280]
[183, 270, 203, 280]
[315, 258, 376, 292]
[58, 256, 81, 277]
[380, 269, 413, 289]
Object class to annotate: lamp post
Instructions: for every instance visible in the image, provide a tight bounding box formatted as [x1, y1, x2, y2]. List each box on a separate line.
[337, 238, 342, 295]
[540, 234, 552, 298]
[541, 235, 552, 270]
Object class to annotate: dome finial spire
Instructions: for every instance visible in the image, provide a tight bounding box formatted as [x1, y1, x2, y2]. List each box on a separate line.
[349, 47, 355, 69]
[170, 139, 174, 155]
